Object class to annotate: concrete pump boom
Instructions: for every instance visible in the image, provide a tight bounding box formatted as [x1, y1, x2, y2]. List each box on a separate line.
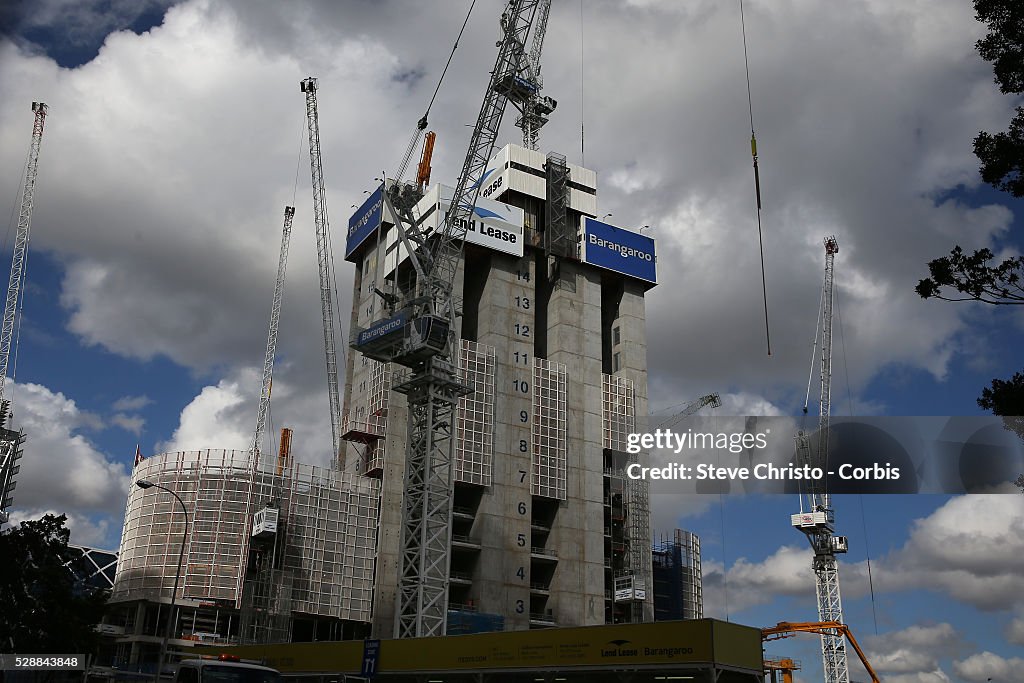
[763, 621, 879, 683]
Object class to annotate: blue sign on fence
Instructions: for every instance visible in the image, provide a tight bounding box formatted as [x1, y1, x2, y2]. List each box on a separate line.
[582, 217, 657, 284]
[361, 639, 381, 678]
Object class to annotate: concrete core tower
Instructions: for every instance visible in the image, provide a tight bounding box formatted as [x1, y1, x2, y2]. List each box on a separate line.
[341, 143, 658, 635]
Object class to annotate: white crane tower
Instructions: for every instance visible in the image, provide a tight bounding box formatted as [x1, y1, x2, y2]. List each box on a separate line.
[0, 102, 47, 525]
[251, 206, 295, 463]
[351, 0, 545, 637]
[792, 236, 850, 683]
[300, 79, 346, 464]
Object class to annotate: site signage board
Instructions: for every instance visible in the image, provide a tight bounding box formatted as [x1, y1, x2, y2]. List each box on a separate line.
[582, 217, 657, 284]
[356, 311, 408, 348]
[346, 182, 385, 261]
[210, 620, 764, 674]
[361, 639, 380, 678]
[428, 185, 525, 257]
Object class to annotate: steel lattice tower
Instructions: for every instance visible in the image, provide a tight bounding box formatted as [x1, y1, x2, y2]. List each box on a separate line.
[793, 236, 849, 683]
[0, 102, 47, 524]
[300, 79, 345, 464]
[251, 206, 295, 465]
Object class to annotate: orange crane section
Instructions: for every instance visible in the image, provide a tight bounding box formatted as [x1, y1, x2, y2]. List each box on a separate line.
[416, 130, 436, 192]
[276, 427, 293, 476]
[762, 622, 879, 683]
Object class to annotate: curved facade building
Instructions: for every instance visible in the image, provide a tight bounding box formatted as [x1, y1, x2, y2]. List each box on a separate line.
[109, 449, 380, 661]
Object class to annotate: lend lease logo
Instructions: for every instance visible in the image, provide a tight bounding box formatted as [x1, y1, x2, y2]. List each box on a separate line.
[583, 217, 657, 285]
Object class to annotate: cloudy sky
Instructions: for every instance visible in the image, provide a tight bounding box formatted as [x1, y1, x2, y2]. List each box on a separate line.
[1, 0, 1022, 680]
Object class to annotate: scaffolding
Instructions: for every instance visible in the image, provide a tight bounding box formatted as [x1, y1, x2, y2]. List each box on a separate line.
[455, 340, 496, 486]
[532, 358, 567, 499]
[602, 373, 650, 623]
[113, 450, 380, 632]
[652, 529, 703, 621]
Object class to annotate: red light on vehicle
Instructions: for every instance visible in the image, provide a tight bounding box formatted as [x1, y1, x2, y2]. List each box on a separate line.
[218, 655, 241, 662]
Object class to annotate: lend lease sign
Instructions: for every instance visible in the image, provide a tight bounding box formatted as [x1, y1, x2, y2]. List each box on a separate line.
[583, 217, 657, 284]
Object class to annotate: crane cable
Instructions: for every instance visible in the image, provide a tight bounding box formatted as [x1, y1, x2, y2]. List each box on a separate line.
[394, 0, 478, 182]
[740, 0, 771, 356]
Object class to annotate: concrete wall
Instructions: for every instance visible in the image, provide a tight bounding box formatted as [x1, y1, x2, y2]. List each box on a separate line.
[545, 262, 607, 626]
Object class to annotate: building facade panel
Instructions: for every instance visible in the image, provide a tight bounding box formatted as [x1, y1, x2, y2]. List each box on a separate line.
[112, 450, 380, 624]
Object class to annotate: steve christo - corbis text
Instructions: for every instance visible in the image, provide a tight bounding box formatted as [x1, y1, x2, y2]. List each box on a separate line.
[624, 428, 902, 482]
[624, 461, 902, 482]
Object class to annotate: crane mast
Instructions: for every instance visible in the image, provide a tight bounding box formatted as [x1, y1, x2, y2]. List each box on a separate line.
[251, 206, 295, 463]
[300, 78, 345, 464]
[513, 0, 556, 150]
[0, 102, 47, 526]
[0, 102, 47, 407]
[351, 0, 542, 638]
[792, 236, 849, 683]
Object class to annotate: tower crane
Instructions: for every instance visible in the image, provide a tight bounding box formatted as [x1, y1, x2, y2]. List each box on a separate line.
[352, 0, 544, 638]
[792, 236, 850, 683]
[251, 206, 295, 464]
[300, 78, 345, 464]
[0, 102, 47, 525]
[654, 392, 722, 431]
[512, 0, 556, 150]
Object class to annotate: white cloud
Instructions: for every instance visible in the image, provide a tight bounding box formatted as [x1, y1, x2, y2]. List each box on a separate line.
[112, 394, 153, 412]
[0, 0, 1011, 427]
[5, 381, 130, 528]
[880, 670, 952, 683]
[6, 508, 117, 549]
[953, 652, 1024, 683]
[157, 374, 252, 453]
[701, 544, 813, 614]
[867, 495, 1024, 611]
[1006, 617, 1024, 646]
[111, 413, 145, 435]
[863, 623, 961, 675]
[157, 365, 338, 468]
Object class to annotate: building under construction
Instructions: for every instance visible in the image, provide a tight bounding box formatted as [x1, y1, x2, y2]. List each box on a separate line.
[342, 141, 659, 635]
[107, 0, 661, 661]
[652, 529, 703, 621]
[107, 450, 379, 666]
